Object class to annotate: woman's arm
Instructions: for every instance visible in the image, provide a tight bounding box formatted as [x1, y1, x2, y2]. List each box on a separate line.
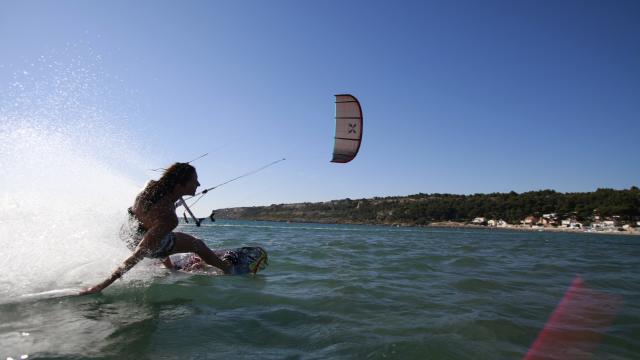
[80, 216, 177, 295]
[79, 249, 145, 294]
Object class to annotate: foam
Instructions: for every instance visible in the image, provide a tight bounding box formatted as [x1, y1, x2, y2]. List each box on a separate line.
[0, 55, 158, 301]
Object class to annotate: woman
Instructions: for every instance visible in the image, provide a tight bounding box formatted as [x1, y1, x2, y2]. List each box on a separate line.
[81, 162, 232, 294]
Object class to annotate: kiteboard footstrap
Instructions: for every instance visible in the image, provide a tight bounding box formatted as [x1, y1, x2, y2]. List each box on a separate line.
[248, 248, 269, 275]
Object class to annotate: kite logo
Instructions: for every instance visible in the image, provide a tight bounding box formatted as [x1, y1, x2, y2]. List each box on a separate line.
[348, 123, 357, 134]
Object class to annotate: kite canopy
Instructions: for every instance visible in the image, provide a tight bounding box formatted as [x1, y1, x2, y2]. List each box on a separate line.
[332, 94, 363, 163]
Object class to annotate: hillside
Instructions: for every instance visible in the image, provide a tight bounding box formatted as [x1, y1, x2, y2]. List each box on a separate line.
[214, 187, 640, 227]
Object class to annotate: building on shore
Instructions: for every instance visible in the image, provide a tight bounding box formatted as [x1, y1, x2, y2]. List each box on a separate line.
[561, 219, 583, 229]
[541, 213, 559, 226]
[487, 219, 510, 228]
[522, 216, 539, 226]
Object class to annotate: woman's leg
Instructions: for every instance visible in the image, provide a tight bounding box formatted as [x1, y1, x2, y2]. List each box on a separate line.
[168, 232, 231, 273]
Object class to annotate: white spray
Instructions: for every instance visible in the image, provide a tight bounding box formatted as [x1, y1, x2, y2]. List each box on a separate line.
[0, 53, 158, 301]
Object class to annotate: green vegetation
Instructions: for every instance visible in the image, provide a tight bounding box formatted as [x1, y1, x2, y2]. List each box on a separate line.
[215, 187, 640, 226]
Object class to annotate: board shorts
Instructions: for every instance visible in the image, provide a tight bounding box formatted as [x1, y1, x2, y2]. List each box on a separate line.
[119, 208, 176, 259]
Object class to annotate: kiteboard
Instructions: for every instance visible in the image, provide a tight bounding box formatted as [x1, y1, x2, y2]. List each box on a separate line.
[20, 288, 83, 300]
[169, 246, 268, 275]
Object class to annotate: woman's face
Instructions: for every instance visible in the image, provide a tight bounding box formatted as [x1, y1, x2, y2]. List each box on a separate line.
[183, 171, 200, 196]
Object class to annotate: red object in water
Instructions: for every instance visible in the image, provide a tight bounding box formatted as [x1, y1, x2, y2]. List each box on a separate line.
[524, 276, 622, 360]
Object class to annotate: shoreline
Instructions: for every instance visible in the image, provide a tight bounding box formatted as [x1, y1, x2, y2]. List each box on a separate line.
[216, 217, 639, 236]
[425, 221, 639, 236]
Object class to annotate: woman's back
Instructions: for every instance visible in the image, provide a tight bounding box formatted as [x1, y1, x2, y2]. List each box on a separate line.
[131, 181, 178, 230]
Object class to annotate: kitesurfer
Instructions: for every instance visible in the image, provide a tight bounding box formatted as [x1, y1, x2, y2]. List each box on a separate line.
[81, 162, 232, 294]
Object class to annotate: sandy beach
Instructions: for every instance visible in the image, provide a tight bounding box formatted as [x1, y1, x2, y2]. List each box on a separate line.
[426, 221, 639, 236]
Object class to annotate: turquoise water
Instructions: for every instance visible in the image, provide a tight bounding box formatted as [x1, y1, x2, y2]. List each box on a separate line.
[1, 220, 639, 359]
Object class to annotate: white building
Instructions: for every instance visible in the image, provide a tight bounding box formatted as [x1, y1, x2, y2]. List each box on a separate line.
[497, 220, 509, 228]
[541, 213, 558, 226]
[561, 219, 582, 229]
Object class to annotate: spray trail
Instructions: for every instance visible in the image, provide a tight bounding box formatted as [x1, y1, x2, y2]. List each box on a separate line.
[0, 52, 156, 302]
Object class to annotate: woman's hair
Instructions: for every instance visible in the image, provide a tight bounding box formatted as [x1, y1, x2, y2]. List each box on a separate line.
[141, 162, 196, 210]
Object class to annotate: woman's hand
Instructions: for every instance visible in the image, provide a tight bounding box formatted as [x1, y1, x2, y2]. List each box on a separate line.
[78, 285, 102, 295]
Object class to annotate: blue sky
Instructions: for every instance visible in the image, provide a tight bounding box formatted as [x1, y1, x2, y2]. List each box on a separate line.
[1, 0, 639, 211]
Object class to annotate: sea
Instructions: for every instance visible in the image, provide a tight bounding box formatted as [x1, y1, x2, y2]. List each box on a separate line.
[1, 221, 638, 360]
[1, 59, 638, 359]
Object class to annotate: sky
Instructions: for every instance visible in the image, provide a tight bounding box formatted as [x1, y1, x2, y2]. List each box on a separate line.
[1, 0, 639, 212]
